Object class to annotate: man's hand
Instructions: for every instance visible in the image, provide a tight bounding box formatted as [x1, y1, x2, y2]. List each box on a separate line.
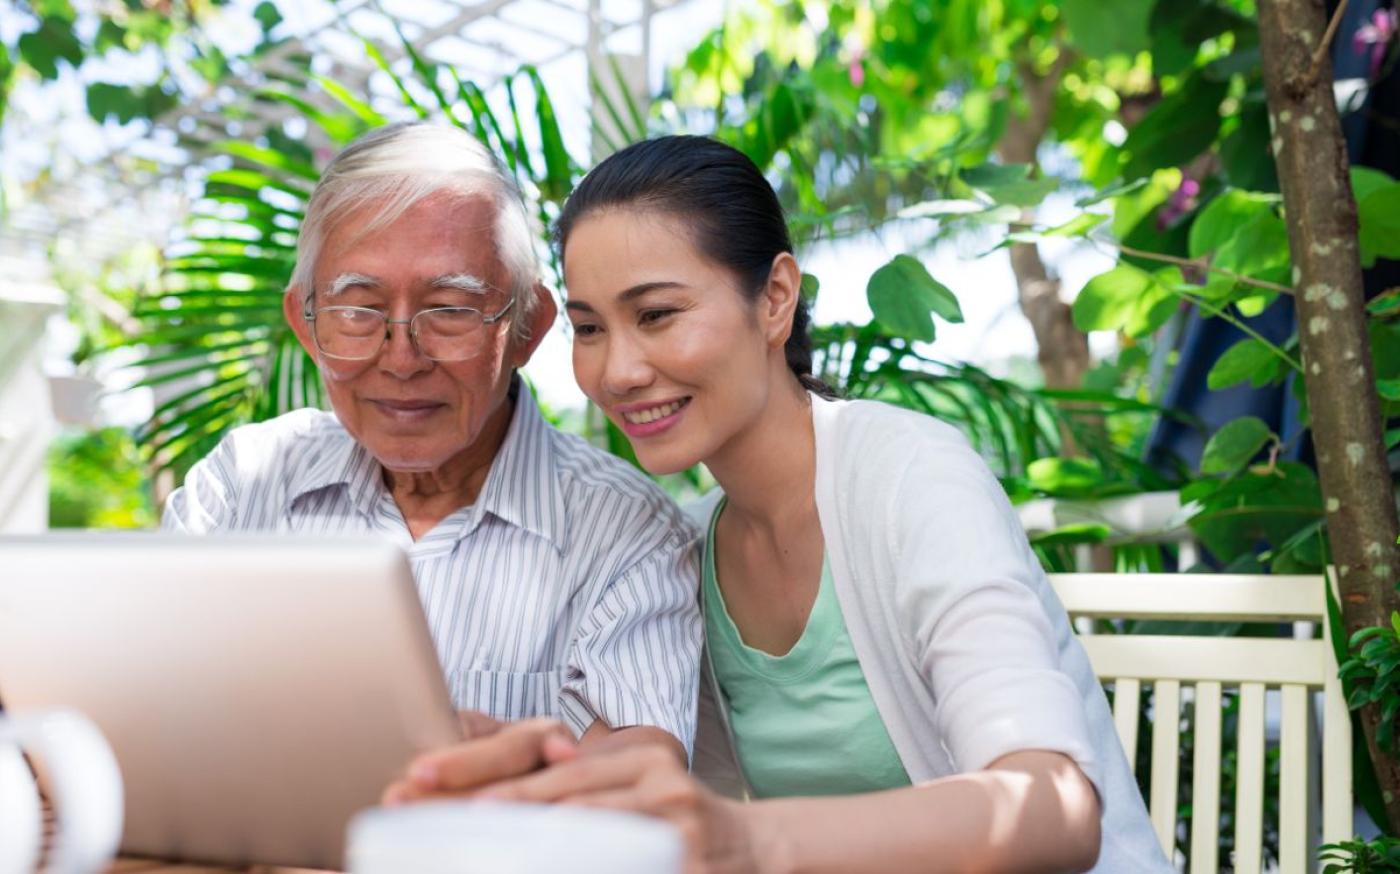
[382, 718, 579, 805]
[471, 744, 765, 874]
[456, 709, 505, 740]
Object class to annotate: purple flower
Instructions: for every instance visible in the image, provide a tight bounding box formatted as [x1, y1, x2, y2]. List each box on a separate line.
[1157, 177, 1201, 231]
[1353, 9, 1398, 79]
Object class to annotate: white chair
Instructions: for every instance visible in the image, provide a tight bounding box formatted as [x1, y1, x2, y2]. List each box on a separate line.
[1048, 572, 1352, 874]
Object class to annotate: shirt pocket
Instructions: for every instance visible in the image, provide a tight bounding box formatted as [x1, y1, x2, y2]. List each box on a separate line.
[450, 668, 566, 722]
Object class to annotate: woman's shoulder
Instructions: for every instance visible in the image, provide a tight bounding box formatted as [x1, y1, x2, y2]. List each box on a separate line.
[816, 395, 981, 470]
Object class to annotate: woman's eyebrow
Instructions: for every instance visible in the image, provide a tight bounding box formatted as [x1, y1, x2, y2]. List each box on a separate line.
[564, 281, 686, 314]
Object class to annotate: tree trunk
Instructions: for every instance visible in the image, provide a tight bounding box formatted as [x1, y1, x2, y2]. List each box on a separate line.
[998, 57, 1090, 393]
[1258, 0, 1400, 831]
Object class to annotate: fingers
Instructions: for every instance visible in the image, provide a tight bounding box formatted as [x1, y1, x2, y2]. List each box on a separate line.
[479, 744, 677, 805]
[402, 718, 575, 796]
[456, 709, 505, 740]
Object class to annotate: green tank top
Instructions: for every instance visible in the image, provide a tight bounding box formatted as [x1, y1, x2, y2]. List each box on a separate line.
[702, 501, 911, 798]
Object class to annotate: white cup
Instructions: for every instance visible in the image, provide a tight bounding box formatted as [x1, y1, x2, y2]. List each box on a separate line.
[0, 710, 123, 874]
[347, 801, 684, 874]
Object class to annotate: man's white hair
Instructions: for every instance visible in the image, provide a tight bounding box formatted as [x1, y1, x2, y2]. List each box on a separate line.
[290, 121, 542, 340]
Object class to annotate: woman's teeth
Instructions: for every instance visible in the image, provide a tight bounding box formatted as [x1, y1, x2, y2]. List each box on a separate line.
[623, 399, 686, 424]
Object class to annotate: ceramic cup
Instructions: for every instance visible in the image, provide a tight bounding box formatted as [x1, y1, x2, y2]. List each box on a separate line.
[0, 710, 123, 874]
[347, 800, 684, 874]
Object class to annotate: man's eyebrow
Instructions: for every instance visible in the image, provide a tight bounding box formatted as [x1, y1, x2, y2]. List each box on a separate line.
[325, 272, 381, 297]
[430, 273, 493, 294]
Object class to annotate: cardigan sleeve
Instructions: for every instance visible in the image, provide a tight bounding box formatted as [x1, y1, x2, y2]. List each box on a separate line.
[885, 435, 1103, 796]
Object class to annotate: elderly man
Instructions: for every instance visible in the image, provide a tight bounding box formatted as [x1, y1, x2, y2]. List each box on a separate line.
[163, 121, 700, 762]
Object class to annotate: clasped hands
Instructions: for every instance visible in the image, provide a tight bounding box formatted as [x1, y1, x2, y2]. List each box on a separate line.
[382, 712, 769, 874]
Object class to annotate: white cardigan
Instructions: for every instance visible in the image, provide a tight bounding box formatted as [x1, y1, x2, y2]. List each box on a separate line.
[691, 394, 1169, 872]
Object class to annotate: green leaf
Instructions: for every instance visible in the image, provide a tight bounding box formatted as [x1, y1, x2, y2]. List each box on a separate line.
[1351, 166, 1396, 202]
[1207, 338, 1283, 390]
[1071, 265, 1156, 333]
[1074, 178, 1150, 208]
[959, 163, 1058, 207]
[1120, 74, 1229, 179]
[1219, 103, 1279, 192]
[1369, 288, 1400, 317]
[1358, 184, 1400, 268]
[1063, 0, 1152, 58]
[1189, 189, 1278, 259]
[1201, 416, 1275, 475]
[800, 273, 820, 302]
[866, 255, 963, 343]
[1043, 213, 1109, 238]
[1213, 210, 1291, 278]
[253, 0, 282, 33]
[18, 17, 83, 80]
[1027, 457, 1105, 498]
[1377, 379, 1400, 402]
[1030, 522, 1113, 547]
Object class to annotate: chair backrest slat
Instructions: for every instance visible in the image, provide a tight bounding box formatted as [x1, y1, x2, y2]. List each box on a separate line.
[1078, 636, 1329, 685]
[1050, 571, 1351, 874]
[1150, 679, 1182, 856]
[1279, 684, 1312, 874]
[1321, 603, 1354, 846]
[1052, 573, 1324, 622]
[1234, 682, 1267, 874]
[1112, 678, 1141, 778]
[1189, 681, 1223, 874]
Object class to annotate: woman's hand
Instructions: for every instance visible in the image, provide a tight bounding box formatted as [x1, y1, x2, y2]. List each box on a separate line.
[381, 717, 579, 805]
[477, 744, 776, 874]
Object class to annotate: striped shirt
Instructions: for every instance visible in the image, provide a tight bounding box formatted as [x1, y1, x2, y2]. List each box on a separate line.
[161, 386, 703, 752]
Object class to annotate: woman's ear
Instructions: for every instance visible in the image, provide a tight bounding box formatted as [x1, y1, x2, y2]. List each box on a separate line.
[760, 252, 803, 350]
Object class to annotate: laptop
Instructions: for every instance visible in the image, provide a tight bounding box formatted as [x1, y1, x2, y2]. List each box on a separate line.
[0, 533, 461, 869]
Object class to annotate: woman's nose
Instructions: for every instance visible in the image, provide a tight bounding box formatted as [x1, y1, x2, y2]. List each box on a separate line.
[600, 333, 656, 397]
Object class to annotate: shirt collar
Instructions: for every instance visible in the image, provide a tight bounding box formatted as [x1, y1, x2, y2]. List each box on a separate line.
[285, 423, 384, 518]
[285, 382, 569, 553]
[471, 382, 569, 554]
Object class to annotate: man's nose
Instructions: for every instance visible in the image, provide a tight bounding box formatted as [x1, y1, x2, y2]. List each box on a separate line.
[600, 333, 655, 397]
[377, 319, 432, 378]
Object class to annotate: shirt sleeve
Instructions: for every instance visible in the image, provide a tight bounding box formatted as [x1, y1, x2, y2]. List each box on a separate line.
[161, 438, 238, 533]
[890, 443, 1103, 795]
[557, 534, 703, 757]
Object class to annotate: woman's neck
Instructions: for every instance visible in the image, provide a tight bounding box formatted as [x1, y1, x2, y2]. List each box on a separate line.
[705, 370, 818, 534]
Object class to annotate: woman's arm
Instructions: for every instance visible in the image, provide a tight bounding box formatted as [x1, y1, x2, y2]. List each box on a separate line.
[470, 743, 1101, 874]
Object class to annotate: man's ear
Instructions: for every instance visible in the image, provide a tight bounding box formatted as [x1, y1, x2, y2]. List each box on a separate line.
[509, 282, 559, 368]
[284, 287, 317, 359]
[761, 252, 803, 351]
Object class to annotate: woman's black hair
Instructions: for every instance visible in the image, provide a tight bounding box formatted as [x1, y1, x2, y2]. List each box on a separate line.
[554, 135, 837, 399]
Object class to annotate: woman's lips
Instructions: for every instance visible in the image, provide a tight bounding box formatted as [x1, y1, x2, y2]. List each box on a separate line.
[615, 397, 691, 439]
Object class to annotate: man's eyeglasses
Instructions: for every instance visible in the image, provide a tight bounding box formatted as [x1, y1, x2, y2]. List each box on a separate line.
[305, 300, 515, 362]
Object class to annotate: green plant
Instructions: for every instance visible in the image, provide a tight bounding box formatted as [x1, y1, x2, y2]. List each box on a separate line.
[1320, 836, 1400, 873]
[1341, 611, 1400, 756]
[47, 427, 156, 529]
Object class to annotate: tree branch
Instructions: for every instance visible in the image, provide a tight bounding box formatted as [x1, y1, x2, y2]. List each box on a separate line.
[1305, 0, 1350, 88]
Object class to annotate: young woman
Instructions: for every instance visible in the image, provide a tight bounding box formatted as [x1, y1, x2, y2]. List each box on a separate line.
[387, 137, 1170, 873]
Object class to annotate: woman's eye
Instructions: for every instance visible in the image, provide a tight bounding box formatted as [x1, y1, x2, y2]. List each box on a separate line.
[572, 322, 601, 337]
[639, 308, 676, 325]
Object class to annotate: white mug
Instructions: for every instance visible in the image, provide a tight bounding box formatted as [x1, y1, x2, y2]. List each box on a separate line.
[347, 801, 683, 874]
[0, 710, 123, 874]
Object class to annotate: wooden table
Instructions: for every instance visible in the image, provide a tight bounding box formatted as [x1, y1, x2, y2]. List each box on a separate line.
[107, 862, 332, 873]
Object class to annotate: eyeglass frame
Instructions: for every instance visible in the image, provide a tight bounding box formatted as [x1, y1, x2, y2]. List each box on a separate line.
[302, 297, 516, 362]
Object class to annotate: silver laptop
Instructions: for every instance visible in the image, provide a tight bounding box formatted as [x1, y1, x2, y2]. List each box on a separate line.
[0, 533, 460, 869]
